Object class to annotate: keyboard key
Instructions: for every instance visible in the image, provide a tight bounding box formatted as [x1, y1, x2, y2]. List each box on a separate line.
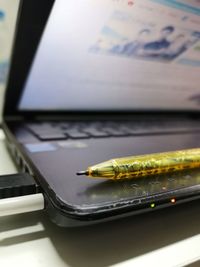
[103, 127, 129, 137]
[37, 133, 67, 141]
[83, 128, 109, 137]
[66, 129, 90, 139]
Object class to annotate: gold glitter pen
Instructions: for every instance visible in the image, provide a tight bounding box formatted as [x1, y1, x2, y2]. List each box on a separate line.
[77, 148, 200, 180]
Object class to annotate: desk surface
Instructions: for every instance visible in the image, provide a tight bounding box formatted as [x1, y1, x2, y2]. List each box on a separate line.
[0, 130, 200, 267]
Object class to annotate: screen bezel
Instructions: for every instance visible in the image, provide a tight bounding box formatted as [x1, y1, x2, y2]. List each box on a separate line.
[3, 0, 55, 118]
[3, 0, 200, 120]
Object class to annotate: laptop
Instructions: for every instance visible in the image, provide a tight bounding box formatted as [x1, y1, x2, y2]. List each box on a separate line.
[2, 0, 200, 226]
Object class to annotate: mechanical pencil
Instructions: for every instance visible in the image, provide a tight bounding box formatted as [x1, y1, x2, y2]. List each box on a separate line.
[77, 148, 200, 180]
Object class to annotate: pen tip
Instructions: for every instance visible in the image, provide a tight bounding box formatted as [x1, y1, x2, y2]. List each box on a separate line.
[76, 170, 89, 176]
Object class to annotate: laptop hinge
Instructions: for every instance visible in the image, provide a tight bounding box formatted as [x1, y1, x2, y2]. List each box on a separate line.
[4, 115, 24, 122]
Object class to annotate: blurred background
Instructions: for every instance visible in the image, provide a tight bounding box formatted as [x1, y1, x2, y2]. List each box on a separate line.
[0, 0, 19, 121]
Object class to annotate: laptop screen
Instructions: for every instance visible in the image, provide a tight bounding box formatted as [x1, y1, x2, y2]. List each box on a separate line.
[18, 0, 200, 111]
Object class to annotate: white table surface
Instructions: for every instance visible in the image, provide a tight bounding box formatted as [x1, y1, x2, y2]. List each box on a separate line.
[0, 130, 200, 267]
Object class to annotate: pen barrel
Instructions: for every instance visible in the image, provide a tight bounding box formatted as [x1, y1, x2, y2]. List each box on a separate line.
[88, 148, 200, 180]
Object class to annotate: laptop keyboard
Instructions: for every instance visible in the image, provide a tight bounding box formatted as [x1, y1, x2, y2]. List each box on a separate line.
[26, 119, 200, 141]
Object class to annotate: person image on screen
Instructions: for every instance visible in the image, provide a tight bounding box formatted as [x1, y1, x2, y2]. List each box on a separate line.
[163, 33, 187, 59]
[121, 28, 151, 56]
[138, 25, 175, 58]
